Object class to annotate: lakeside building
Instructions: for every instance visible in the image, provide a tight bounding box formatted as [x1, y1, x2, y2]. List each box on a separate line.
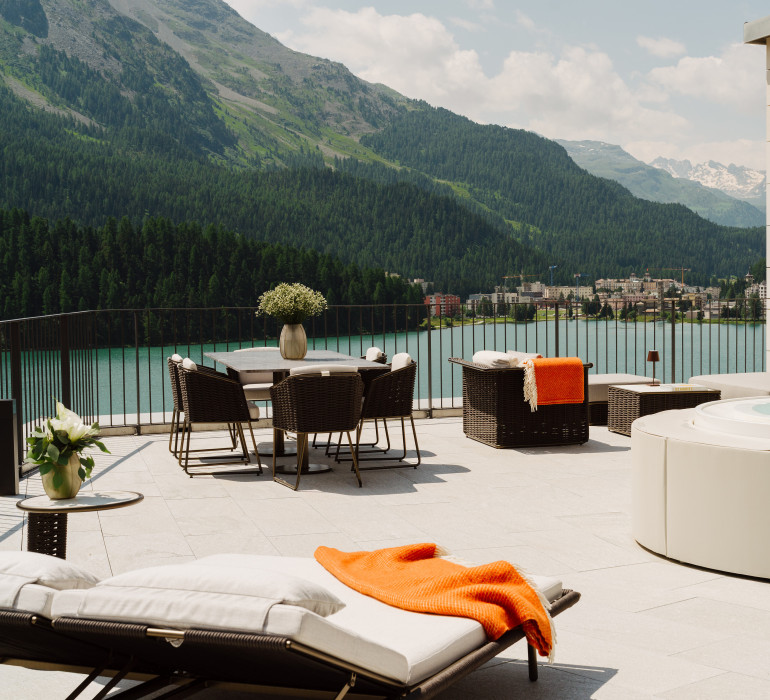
[424, 293, 461, 317]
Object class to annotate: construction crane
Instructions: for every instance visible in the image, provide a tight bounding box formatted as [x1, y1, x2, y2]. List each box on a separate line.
[549, 265, 558, 286]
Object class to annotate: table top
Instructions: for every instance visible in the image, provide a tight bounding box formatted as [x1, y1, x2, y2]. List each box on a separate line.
[16, 490, 144, 513]
[205, 348, 386, 372]
[610, 383, 721, 395]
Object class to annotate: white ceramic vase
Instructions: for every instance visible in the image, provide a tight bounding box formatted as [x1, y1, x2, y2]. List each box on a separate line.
[279, 323, 308, 360]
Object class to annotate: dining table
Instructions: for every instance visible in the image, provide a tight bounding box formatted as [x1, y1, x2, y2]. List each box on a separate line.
[204, 349, 388, 475]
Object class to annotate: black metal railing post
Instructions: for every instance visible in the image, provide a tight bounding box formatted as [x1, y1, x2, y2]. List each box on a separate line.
[134, 311, 141, 428]
[9, 321, 23, 466]
[554, 300, 560, 357]
[60, 315, 71, 408]
[426, 305, 433, 415]
[670, 298, 677, 383]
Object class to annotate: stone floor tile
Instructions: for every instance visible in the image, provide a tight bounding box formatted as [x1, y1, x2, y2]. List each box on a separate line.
[657, 671, 770, 700]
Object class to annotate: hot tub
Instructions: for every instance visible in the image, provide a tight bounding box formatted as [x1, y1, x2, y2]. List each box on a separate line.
[694, 397, 770, 439]
[632, 402, 770, 579]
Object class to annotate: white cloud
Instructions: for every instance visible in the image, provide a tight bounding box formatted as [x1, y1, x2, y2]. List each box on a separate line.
[648, 44, 763, 110]
[449, 16, 483, 32]
[636, 36, 686, 58]
[465, 0, 495, 9]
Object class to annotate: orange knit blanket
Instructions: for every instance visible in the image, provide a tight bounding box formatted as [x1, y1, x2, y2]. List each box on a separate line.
[522, 357, 584, 411]
[314, 543, 554, 658]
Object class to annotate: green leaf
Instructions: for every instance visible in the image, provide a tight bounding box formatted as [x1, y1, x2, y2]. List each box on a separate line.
[94, 440, 110, 454]
[55, 430, 70, 444]
[46, 443, 60, 463]
[77, 467, 86, 481]
[57, 450, 70, 466]
[52, 471, 63, 489]
[38, 464, 53, 475]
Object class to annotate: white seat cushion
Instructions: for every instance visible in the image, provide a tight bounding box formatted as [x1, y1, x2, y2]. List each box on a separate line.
[243, 382, 272, 400]
[171, 353, 183, 363]
[181, 358, 197, 371]
[290, 364, 358, 376]
[588, 373, 653, 403]
[247, 402, 260, 420]
[471, 350, 510, 367]
[689, 372, 770, 399]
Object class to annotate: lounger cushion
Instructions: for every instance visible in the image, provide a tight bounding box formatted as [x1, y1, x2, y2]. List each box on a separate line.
[588, 373, 654, 403]
[171, 353, 183, 362]
[0, 551, 99, 591]
[242, 382, 272, 400]
[51, 554, 564, 685]
[53, 559, 346, 631]
[365, 346, 386, 362]
[181, 358, 197, 371]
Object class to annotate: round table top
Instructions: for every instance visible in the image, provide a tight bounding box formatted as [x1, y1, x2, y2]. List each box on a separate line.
[16, 490, 144, 513]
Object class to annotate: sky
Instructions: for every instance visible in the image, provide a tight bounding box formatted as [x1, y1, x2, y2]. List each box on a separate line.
[223, 1, 770, 170]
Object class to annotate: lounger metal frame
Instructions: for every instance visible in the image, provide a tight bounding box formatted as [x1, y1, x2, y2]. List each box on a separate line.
[1, 589, 580, 699]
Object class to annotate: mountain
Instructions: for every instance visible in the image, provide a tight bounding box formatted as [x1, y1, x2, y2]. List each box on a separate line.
[650, 157, 766, 213]
[0, 0, 764, 300]
[558, 140, 765, 228]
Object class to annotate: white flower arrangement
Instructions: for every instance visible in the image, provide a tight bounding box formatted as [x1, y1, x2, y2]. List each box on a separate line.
[257, 283, 328, 325]
[25, 401, 110, 487]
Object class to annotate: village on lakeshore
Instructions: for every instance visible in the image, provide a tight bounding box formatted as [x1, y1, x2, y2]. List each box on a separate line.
[417, 271, 766, 320]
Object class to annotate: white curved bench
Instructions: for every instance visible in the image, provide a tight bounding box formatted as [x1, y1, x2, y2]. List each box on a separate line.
[632, 406, 770, 578]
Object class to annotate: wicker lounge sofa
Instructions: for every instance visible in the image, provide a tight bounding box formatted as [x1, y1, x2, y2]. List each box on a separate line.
[449, 357, 591, 448]
[1, 551, 580, 699]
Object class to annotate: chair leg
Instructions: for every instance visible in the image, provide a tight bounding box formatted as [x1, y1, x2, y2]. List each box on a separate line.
[345, 431, 362, 487]
[528, 643, 538, 681]
[273, 433, 307, 491]
[245, 420, 263, 475]
[168, 408, 178, 455]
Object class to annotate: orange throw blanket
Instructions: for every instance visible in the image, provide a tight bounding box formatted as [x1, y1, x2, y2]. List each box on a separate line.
[522, 357, 584, 411]
[314, 543, 554, 659]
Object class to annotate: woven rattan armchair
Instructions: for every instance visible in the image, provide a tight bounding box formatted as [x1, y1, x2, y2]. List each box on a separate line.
[448, 357, 591, 448]
[167, 356, 239, 458]
[335, 355, 420, 470]
[270, 371, 364, 491]
[177, 360, 262, 477]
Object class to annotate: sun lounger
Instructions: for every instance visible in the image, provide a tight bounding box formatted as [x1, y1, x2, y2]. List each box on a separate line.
[1, 551, 580, 698]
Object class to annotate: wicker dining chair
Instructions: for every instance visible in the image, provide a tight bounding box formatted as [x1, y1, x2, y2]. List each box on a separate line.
[335, 353, 420, 470]
[176, 359, 263, 477]
[270, 368, 364, 491]
[167, 355, 238, 458]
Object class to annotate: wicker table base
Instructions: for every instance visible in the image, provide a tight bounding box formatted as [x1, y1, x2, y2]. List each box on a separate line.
[608, 385, 721, 436]
[17, 491, 144, 559]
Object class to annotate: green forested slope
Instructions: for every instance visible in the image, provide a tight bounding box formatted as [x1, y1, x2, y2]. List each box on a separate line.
[0, 208, 422, 320]
[361, 107, 763, 285]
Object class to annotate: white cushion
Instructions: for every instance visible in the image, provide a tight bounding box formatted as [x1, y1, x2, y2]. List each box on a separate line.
[51, 558, 345, 634]
[471, 350, 510, 367]
[243, 383, 272, 400]
[505, 350, 543, 366]
[689, 372, 770, 400]
[181, 358, 197, 371]
[0, 552, 99, 608]
[290, 364, 358, 376]
[247, 402, 260, 420]
[170, 353, 183, 363]
[390, 353, 412, 371]
[365, 346, 386, 362]
[588, 373, 654, 403]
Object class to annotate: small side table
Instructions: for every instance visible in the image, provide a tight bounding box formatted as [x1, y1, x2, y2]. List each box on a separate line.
[608, 384, 721, 436]
[16, 491, 144, 559]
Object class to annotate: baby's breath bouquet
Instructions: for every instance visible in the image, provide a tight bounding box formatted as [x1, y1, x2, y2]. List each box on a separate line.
[257, 283, 328, 324]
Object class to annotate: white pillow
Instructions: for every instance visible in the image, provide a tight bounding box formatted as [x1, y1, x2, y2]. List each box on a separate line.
[290, 364, 358, 376]
[0, 551, 99, 590]
[171, 353, 183, 363]
[390, 353, 412, 371]
[365, 346, 385, 362]
[471, 350, 511, 367]
[64, 560, 346, 631]
[181, 357, 197, 371]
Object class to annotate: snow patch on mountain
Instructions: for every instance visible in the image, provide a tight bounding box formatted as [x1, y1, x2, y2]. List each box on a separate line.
[650, 157, 765, 205]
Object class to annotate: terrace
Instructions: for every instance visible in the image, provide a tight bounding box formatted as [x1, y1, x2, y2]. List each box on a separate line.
[0, 304, 768, 698]
[3, 418, 770, 698]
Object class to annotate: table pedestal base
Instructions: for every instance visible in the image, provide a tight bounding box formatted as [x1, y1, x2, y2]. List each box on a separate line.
[273, 463, 331, 475]
[27, 512, 68, 559]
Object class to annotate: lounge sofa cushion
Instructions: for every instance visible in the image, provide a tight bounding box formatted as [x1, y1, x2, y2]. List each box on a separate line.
[588, 373, 654, 403]
[688, 372, 770, 399]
